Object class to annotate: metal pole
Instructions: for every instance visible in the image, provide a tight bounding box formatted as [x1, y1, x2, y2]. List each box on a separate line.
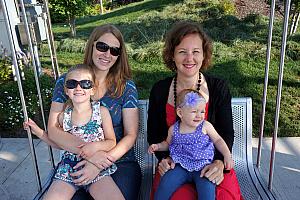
[41, 0, 60, 79]
[19, 0, 55, 169]
[0, 0, 41, 190]
[41, 12, 57, 80]
[257, 0, 276, 168]
[268, 0, 291, 190]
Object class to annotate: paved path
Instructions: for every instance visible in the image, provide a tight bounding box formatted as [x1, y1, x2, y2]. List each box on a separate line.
[252, 137, 300, 200]
[0, 137, 299, 200]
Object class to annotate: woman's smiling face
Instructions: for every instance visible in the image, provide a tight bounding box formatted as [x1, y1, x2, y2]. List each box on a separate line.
[92, 33, 120, 72]
[173, 33, 204, 78]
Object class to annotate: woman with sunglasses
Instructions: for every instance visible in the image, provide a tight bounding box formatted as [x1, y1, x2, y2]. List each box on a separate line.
[47, 24, 141, 200]
[24, 64, 124, 199]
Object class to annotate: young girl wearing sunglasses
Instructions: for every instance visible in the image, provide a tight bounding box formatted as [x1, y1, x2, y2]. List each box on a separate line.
[48, 24, 141, 200]
[24, 64, 124, 200]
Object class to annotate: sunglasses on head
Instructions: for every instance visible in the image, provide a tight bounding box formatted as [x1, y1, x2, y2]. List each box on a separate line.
[65, 79, 93, 89]
[95, 41, 121, 56]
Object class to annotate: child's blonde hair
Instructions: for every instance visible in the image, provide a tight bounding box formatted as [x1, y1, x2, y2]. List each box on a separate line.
[65, 64, 96, 85]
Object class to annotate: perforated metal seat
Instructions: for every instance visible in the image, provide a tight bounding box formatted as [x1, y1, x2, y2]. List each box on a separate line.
[231, 98, 275, 200]
[135, 100, 152, 200]
[34, 98, 276, 200]
[138, 98, 276, 200]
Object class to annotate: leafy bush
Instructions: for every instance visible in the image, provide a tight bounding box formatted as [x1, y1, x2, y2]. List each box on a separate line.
[0, 69, 54, 135]
[286, 40, 300, 60]
[0, 45, 13, 81]
[130, 41, 163, 62]
[218, 0, 236, 15]
[0, 59, 13, 81]
[57, 38, 87, 53]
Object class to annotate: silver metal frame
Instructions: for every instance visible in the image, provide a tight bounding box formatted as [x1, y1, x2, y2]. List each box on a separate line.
[1, 0, 60, 193]
[0, 0, 42, 191]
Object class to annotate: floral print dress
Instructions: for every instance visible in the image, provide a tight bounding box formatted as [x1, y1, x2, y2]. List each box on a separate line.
[54, 101, 117, 184]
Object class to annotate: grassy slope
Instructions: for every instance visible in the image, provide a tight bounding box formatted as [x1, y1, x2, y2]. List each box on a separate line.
[48, 0, 299, 137]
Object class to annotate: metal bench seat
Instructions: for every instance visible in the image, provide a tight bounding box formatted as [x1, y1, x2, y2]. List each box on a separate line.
[34, 98, 276, 200]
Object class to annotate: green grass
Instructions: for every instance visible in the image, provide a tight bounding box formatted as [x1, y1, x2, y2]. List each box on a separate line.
[42, 0, 299, 137]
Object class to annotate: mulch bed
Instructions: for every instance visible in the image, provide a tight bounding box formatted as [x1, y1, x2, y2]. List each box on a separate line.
[234, 0, 283, 19]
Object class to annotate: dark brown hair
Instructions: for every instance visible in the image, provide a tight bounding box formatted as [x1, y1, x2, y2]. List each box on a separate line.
[163, 21, 213, 72]
[84, 24, 131, 97]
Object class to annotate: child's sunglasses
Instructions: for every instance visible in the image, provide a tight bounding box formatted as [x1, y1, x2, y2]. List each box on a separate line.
[65, 79, 93, 89]
[95, 41, 121, 56]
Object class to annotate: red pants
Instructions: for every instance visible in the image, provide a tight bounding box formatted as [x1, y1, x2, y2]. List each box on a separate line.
[151, 169, 243, 200]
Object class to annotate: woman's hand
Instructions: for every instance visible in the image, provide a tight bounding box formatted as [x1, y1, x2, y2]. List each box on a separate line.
[71, 160, 100, 185]
[78, 143, 98, 159]
[200, 160, 224, 185]
[89, 150, 115, 169]
[157, 157, 175, 176]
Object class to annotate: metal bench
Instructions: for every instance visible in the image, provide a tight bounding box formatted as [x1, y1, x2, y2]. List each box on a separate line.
[135, 98, 275, 200]
[34, 98, 275, 200]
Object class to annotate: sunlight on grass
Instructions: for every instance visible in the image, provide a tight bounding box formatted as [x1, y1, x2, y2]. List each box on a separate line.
[36, 0, 300, 137]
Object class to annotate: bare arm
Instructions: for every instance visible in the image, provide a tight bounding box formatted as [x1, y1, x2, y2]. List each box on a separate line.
[204, 121, 232, 161]
[24, 118, 61, 149]
[98, 106, 116, 150]
[47, 102, 84, 154]
[148, 125, 173, 153]
[108, 107, 138, 161]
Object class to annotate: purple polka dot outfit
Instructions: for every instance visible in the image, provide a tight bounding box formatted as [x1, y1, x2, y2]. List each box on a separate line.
[169, 120, 215, 172]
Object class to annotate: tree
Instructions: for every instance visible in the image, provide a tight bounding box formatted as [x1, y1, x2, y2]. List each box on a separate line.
[290, 0, 300, 35]
[49, 0, 89, 37]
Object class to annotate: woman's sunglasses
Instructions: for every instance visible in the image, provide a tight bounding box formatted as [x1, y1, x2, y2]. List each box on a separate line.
[65, 79, 93, 89]
[95, 41, 121, 56]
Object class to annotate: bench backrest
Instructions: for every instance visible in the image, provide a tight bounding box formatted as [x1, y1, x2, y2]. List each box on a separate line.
[134, 98, 253, 200]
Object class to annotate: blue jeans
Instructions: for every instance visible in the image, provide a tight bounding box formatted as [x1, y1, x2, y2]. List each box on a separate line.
[71, 161, 141, 200]
[154, 164, 215, 200]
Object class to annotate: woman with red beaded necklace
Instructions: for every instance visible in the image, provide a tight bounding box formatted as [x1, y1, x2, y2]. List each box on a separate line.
[147, 21, 243, 200]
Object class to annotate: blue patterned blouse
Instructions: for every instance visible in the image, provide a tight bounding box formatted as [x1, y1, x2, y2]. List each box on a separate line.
[52, 73, 139, 162]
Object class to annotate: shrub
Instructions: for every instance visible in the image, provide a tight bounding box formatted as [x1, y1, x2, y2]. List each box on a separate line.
[0, 69, 54, 135]
[0, 45, 13, 81]
[218, 0, 236, 15]
[286, 40, 300, 60]
[130, 41, 163, 62]
[57, 38, 87, 53]
[0, 59, 13, 81]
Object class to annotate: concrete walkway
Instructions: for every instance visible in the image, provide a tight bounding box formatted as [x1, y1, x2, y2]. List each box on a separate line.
[0, 137, 299, 200]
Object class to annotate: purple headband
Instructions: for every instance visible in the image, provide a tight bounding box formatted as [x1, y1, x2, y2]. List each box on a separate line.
[178, 92, 206, 108]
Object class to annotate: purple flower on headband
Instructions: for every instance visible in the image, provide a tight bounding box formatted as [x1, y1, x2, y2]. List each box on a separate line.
[180, 92, 206, 107]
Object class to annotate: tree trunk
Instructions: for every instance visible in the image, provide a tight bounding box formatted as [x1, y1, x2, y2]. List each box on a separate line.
[69, 16, 76, 37]
[289, 9, 297, 35]
[100, 0, 104, 14]
[292, 12, 300, 34]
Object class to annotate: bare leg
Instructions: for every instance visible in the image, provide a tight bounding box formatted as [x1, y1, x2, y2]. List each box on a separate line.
[43, 180, 76, 200]
[89, 176, 125, 200]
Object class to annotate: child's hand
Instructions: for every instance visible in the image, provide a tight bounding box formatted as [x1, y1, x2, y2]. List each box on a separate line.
[148, 144, 159, 154]
[78, 143, 98, 158]
[23, 118, 44, 138]
[224, 155, 234, 170]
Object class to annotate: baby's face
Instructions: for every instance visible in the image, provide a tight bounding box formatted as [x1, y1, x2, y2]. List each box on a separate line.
[179, 102, 206, 128]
